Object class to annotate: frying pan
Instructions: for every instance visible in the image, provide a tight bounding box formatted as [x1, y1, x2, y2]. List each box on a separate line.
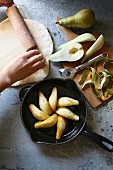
[19, 78, 113, 152]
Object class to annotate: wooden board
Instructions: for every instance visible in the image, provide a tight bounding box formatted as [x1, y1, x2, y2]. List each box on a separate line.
[56, 17, 113, 108]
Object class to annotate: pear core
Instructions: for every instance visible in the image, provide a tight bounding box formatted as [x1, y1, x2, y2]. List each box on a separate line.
[69, 47, 78, 54]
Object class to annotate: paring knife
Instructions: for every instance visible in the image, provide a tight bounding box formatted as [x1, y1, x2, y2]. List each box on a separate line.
[59, 52, 109, 79]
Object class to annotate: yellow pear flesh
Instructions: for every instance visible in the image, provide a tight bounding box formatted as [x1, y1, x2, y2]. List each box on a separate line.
[57, 97, 79, 107]
[58, 9, 95, 29]
[34, 114, 58, 128]
[39, 91, 52, 115]
[56, 107, 79, 121]
[29, 104, 49, 120]
[56, 116, 66, 140]
[47, 42, 84, 62]
[49, 87, 57, 112]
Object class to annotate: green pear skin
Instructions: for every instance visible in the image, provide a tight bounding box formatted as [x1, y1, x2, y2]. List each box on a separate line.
[58, 9, 95, 29]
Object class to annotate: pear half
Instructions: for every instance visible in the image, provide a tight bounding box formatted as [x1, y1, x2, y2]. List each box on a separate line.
[47, 42, 84, 62]
[58, 33, 96, 50]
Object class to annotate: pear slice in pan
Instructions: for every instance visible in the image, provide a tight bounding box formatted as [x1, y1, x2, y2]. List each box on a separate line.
[57, 97, 79, 107]
[34, 114, 58, 128]
[56, 116, 66, 140]
[49, 87, 57, 112]
[39, 91, 52, 115]
[56, 107, 79, 121]
[29, 104, 49, 120]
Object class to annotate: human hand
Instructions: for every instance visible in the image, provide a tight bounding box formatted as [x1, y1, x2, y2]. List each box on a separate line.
[0, 49, 46, 88]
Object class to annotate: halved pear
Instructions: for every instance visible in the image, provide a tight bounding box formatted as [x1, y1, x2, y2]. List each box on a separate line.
[58, 33, 96, 50]
[34, 114, 58, 128]
[56, 116, 66, 140]
[47, 42, 84, 62]
[57, 97, 79, 107]
[29, 104, 49, 120]
[56, 107, 79, 121]
[49, 87, 57, 112]
[39, 91, 52, 115]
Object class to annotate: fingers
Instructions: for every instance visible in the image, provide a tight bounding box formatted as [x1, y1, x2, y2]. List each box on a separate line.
[22, 49, 40, 59]
[26, 50, 46, 69]
[32, 58, 47, 71]
[29, 54, 43, 64]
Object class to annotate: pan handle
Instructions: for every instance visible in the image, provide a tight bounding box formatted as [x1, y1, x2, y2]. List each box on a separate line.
[19, 85, 31, 101]
[81, 125, 113, 152]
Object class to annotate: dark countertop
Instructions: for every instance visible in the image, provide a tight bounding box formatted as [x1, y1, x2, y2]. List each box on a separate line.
[0, 0, 113, 169]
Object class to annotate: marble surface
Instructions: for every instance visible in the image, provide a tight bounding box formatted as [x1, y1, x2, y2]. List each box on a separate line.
[0, 0, 113, 169]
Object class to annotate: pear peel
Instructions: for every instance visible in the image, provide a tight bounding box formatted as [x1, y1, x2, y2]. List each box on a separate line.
[58, 33, 96, 50]
[47, 42, 84, 62]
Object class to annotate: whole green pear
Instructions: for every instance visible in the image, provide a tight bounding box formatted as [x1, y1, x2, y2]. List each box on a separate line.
[57, 9, 95, 29]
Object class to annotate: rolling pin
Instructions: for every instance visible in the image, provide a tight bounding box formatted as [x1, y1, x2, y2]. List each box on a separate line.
[0, 0, 13, 6]
[6, 5, 37, 51]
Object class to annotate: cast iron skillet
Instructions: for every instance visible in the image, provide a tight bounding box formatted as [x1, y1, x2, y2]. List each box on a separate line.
[19, 78, 113, 152]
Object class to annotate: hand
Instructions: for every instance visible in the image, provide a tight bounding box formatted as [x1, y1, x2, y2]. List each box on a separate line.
[0, 49, 46, 91]
[4, 49, 46, 83]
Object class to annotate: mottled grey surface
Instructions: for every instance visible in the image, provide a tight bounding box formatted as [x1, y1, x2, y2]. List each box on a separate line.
[0, 0, 113, 170]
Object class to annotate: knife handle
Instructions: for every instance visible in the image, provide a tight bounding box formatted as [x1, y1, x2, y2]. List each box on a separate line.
[6, 5, 37, 51]
[76, 52, 108, 72]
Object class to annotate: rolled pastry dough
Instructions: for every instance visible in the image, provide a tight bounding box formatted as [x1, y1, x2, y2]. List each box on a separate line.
[0, 19, 53, 86]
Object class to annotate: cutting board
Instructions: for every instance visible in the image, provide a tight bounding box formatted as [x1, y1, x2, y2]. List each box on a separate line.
[56, 17, 113, 108]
